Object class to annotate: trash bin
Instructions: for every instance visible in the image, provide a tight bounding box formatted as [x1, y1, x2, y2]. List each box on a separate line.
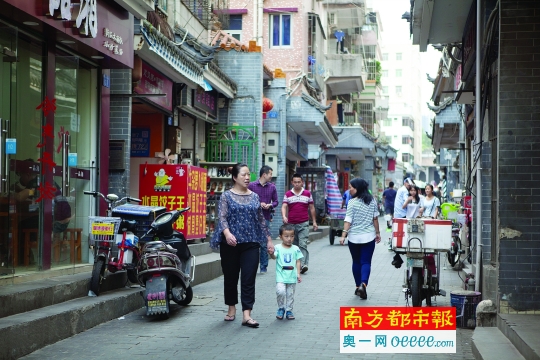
[450, 290, 481, 328]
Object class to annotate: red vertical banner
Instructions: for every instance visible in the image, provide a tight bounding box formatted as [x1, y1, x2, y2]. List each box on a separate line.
[342, 172, 349, 191]
[139, 164, 207, 240]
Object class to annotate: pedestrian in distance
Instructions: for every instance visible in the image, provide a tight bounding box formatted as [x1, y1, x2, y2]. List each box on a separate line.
[402, 185, 422, 219]
[418, 184, 441, 218]
[248, 165, 278, 274]
[341, 189, 351, 209]
[210, 163, 275, 328]
[270, 223, 303, 320]
[393, 178, 415, 219]
[339, 178, 381, 300]
[382, 181, 396, 229]
[281, 173, 318, 275]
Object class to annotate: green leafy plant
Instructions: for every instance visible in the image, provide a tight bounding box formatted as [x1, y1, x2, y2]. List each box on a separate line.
[375, 60, 382, 86]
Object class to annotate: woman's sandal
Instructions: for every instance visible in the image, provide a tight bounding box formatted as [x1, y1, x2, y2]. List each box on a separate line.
[241, 318, 259, 328]
[224, 314, 235, 321]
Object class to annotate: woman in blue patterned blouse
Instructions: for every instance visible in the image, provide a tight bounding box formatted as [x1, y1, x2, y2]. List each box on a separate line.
[210, 163, 274, 328]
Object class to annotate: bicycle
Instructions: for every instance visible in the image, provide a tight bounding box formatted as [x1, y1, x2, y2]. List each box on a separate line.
[85, 191, 141, 295]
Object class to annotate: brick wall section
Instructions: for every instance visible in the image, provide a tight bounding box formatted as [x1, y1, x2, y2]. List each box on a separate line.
[216, 51, 263, 171]
[215, 52, 287, 236]
[108, 69, 132, 198]
[498, 0, 540, 310]
[480, 142, 492, 262]
[263, 79, 288, 237]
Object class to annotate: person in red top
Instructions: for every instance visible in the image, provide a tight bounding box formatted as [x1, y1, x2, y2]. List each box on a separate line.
[281, 173, 318, 274]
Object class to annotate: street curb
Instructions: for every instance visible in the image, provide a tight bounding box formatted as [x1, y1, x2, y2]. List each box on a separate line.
[1, 287, 144, 360]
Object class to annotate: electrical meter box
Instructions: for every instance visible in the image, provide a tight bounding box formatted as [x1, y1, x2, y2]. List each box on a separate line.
[264, 132, 279, 154]
[264, 154, 278, 177]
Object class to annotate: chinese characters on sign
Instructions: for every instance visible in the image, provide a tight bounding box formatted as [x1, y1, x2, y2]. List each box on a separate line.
[103, 28, 124, 55]
[139, 164, 207, 240]
[192, 89, 217, 118]
[133, 62, 173, 111]
[131, 128, 150, 157]
[339, 307, 457, 354]
[34, 98, 59, 203]
[49, 0, 98, 38]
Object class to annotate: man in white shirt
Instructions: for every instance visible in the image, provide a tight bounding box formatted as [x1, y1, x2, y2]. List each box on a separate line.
[393, 178, 415, 219]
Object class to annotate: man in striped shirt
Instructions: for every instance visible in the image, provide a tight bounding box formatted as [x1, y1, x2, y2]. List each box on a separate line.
[281, 174, 318, 274]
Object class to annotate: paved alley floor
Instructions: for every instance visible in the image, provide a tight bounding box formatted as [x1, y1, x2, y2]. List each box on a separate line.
[22, 228, 475, 360]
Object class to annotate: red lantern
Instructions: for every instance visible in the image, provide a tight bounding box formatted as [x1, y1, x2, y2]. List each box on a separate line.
[262, 97, 274, 119]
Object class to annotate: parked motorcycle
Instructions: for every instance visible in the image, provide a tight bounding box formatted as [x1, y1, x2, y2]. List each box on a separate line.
[85, 191, 141, 296]
[137, 207, 195, 319]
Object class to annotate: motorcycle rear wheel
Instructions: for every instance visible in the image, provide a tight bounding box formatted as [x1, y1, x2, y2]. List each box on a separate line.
[411, 268, 422, 307]
[176, 286, 193, 306]
[90, 258, 106, 296]
[447, 236, 462, 268]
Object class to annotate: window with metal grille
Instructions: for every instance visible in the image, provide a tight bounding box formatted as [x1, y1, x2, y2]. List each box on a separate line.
[181, 0, 212, 28]
[402, 135, 414, 147]
[396, 52, 402, 60]
[402, 117, 414, 130]
[402, 153, 413, 163]
[358, 103, 374, 134]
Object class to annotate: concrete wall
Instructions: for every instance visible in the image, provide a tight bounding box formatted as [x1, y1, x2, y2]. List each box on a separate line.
[498, 0, 540, 311]
[108, 69, 132, 198]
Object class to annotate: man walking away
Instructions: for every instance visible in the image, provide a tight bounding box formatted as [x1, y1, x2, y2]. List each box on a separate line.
[248, 165, 278, 273]
[281, 174, 318, 274]
[382, 182, 397, 229]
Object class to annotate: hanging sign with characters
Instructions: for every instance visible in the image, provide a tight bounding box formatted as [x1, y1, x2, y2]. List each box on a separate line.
[139, 164, 207, 240]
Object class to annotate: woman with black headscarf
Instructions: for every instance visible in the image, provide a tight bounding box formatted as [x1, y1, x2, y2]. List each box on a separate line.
[339, 178, 381, 299]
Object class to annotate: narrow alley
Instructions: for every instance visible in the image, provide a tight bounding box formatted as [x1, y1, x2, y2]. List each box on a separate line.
[22, 227, 475, 360]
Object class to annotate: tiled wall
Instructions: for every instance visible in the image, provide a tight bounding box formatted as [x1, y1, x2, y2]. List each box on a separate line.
[498, 0, 540, 311]
[108, 69, 132, 198]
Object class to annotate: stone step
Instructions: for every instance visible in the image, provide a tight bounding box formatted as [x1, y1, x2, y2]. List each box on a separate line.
[0, 270, 127, 319]
[498, 314, 540, 360]
[0, 233, 331, 358]
[0, 250, 222, 359]
[472, 327, 525, 360]
[0, 286, 144, 360]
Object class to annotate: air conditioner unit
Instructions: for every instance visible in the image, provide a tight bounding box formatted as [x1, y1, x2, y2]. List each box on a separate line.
[264, 154, 278, 176]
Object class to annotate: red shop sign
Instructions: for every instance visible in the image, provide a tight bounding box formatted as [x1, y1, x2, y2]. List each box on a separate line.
[134, 62, 174, 111]
[139, 164, 207, 240]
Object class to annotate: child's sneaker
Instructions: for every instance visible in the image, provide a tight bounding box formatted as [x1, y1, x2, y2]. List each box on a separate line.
[276, 308, 285, 320]
[286, 311, 295, 320]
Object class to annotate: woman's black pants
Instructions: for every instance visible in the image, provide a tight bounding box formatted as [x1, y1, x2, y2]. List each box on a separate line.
[220, 241, 260, 311]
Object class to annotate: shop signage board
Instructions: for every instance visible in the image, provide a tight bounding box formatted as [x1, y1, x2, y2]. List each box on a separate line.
[131, 128, 150, 157]
[134, 62, 173, 111]
[192, 89, 217, 118]
[298, 136, 308, 159]
[5, 0, 134, 68]
[139, 164, 207, 240]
